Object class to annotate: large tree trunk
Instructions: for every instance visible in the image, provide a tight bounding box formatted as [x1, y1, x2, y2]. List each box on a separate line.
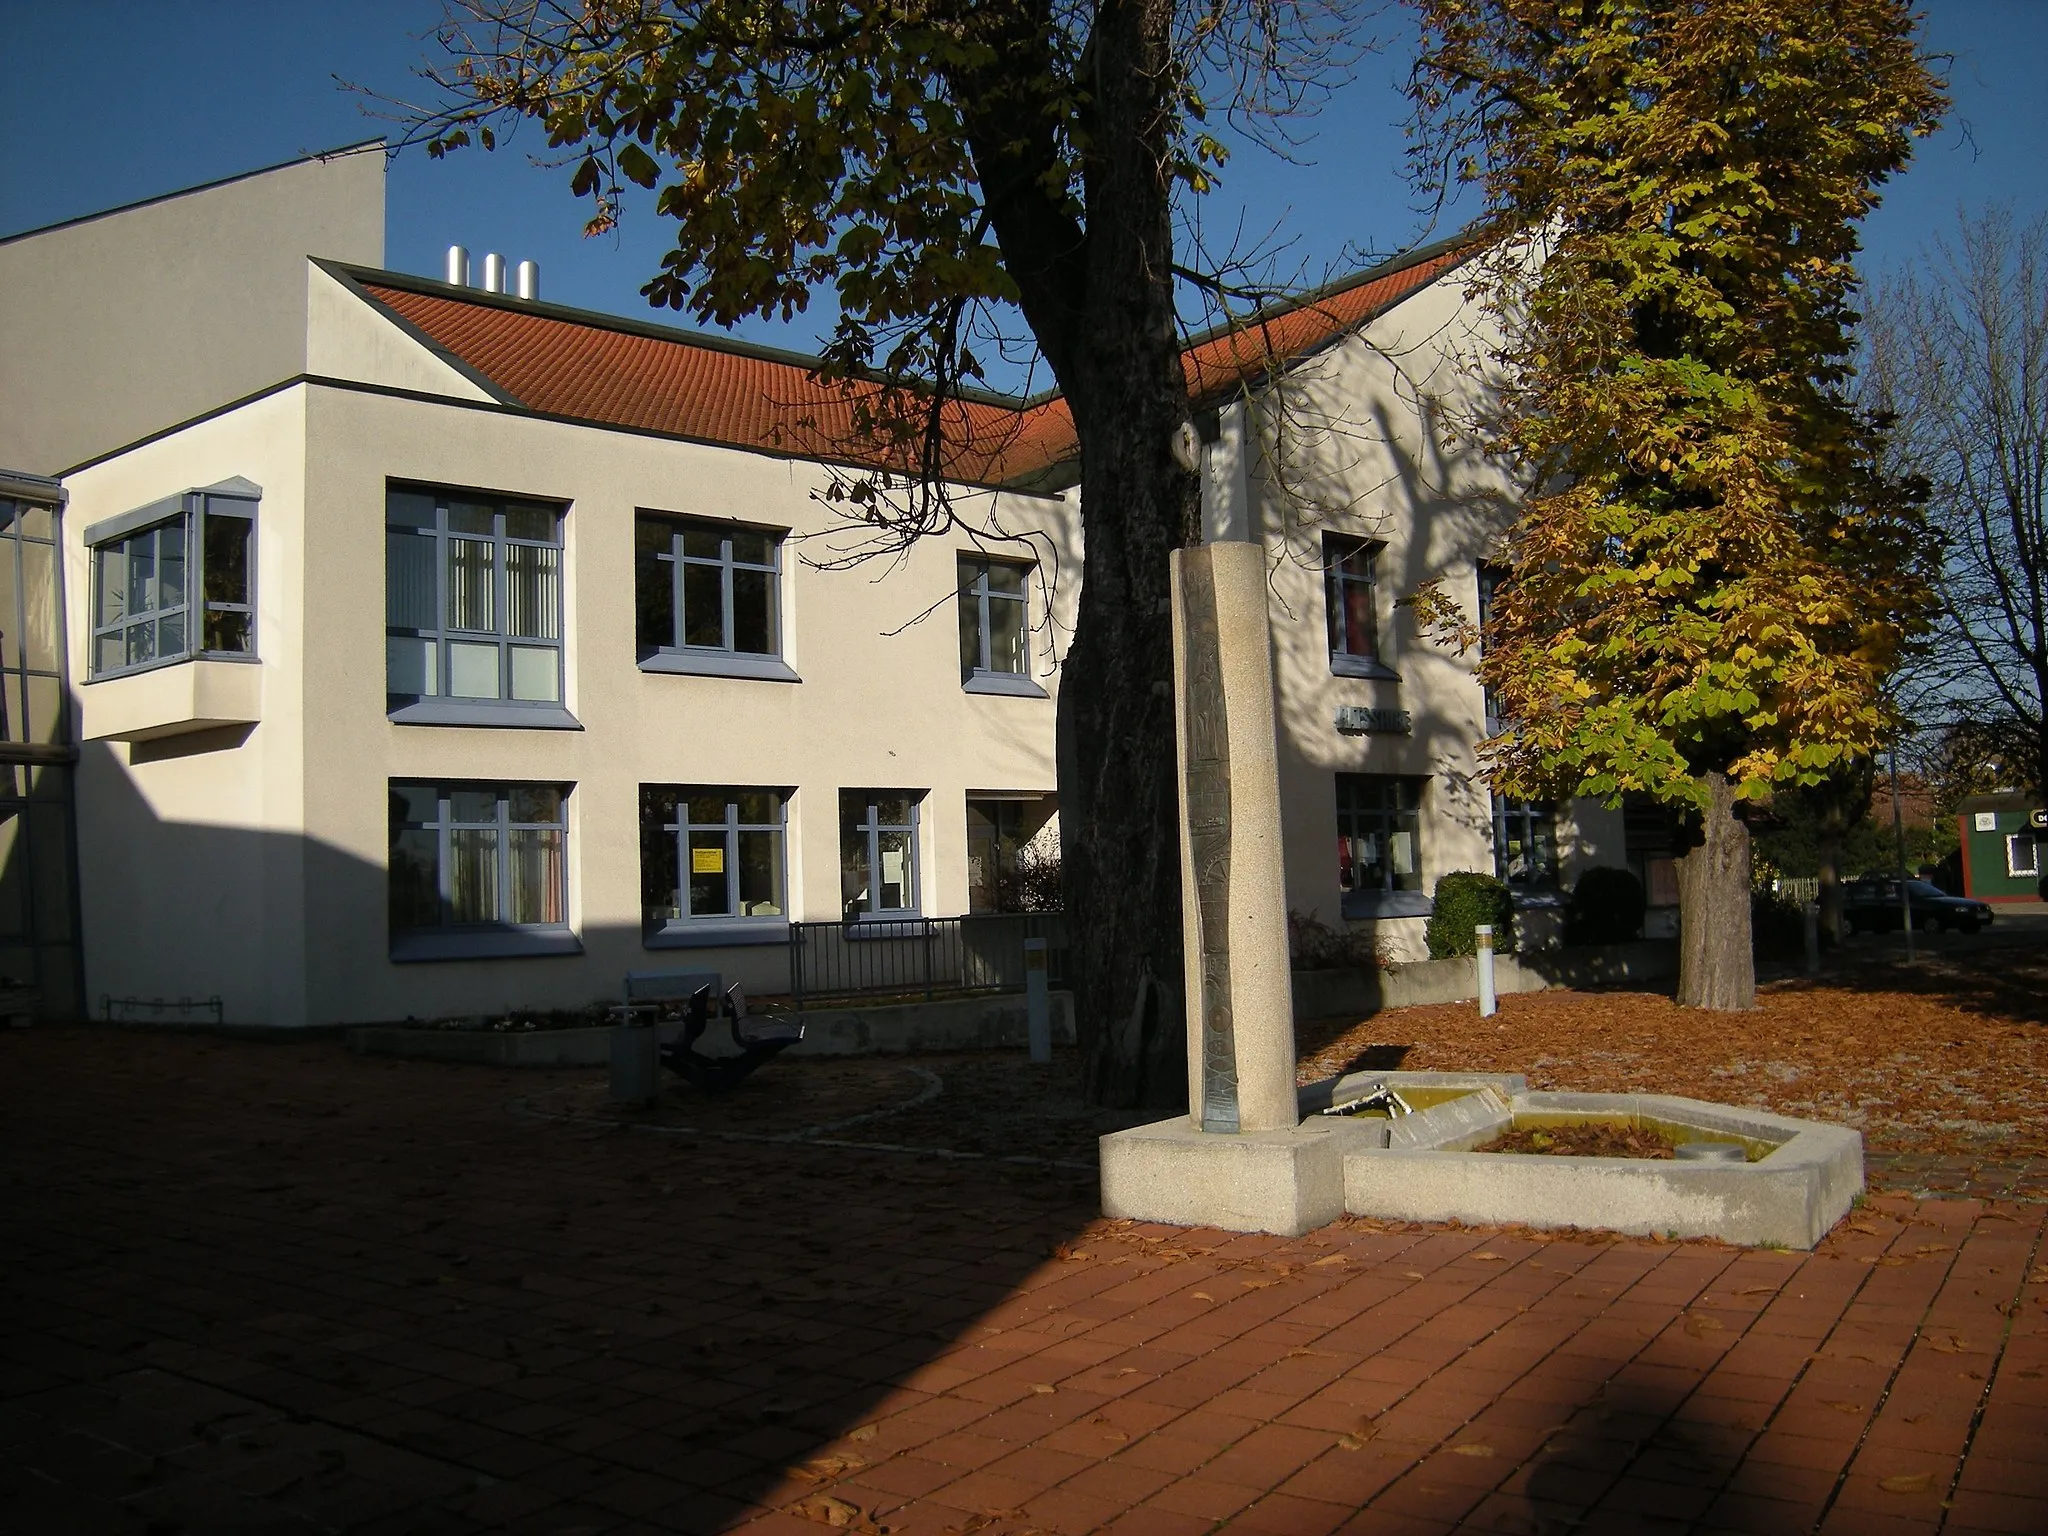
[955, 0, 1197, 1108]
[1059, 0, 1198, 1109]
[1815, 838, 1843, 947]
[1676, 772, 1757, 1009]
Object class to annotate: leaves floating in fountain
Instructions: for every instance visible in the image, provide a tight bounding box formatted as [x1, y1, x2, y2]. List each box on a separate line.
[1477, 1122, 1680, 1159]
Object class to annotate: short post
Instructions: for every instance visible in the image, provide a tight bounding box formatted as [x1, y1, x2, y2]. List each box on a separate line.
[1023, 938, 1051, 1063]
[1476, 924, 1498, 1018]
[1802, 901, 1821, 976]
[609, 1020, 658, 1105]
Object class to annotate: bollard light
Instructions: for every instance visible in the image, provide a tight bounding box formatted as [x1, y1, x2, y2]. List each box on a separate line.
[1023, 937, 1052, 1063]
[1476, 923, 1498, 1018]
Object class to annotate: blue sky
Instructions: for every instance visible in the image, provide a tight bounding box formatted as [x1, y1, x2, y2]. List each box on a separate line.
[4, 0, 2043, 365]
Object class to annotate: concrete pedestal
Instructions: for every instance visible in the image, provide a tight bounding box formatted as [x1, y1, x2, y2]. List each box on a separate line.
[1099, 1117, 1349, 1237]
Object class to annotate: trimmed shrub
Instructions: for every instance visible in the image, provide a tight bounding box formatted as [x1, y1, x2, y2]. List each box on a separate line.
[1750, 887, 1808, 960]
[1425, 871, 1517, 959]
[1566, 866, 1646, 946]
[1287, 909, 1391, 971]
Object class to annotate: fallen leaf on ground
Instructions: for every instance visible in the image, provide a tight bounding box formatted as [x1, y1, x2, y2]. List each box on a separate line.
[800, 1454, 865, 1481]
[1029, 1383, 1056, 1395]
[1823, 1401, 1865, 1414]
[1684, 1314, 1724, 1337]
[1311, 1254, 1348, 1267]
[1191, 1291, 1215, 1302]
[1880, 1472, 1936, 1495]
[1450, 1444, 1496, 1457]
[1403, 1271, 1427, 1280]
[1473, 1252, 1505, 1262]
[1338, 1416, 1381, 1450]
[793, 1494, 865, 1528]
[847, 1424, 878, 1442]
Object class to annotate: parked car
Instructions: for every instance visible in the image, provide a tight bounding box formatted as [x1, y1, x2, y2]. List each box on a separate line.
[1841, 877, 1994, 935]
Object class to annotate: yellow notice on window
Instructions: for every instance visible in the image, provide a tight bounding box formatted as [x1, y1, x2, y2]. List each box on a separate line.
[691, 847, 725, 875]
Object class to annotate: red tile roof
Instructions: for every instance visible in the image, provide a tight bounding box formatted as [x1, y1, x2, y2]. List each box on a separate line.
[351, 241, 1468, 488]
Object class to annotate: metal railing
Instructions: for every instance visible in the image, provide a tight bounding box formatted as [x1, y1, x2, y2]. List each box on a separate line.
[1771, 877, 1821, 906]
[789, 912, 1069, 1006]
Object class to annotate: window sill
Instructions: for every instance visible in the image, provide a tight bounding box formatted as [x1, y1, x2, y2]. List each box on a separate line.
[1330, 654, 1400, 682]
[638, 650, 801, 683]
[390, 928, 583, 963]
[963, 671, 1049, 699]
[388, 699, 583, 730]
[1340, 889, 1431, 920]
[644, 921, 791, 950]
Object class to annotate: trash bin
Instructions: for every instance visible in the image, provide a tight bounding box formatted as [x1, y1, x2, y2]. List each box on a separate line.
[609, 1023, 659, 1104]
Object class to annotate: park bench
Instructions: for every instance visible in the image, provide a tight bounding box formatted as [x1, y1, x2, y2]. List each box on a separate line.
[607, 968, 722, 1025]
[659, 982, 805, 1093]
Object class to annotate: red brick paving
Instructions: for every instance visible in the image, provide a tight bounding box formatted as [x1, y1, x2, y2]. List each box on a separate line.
[3, 1029, 2046, 1535]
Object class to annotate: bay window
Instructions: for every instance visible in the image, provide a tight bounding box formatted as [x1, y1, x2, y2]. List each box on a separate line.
[88, 487, 256, 677]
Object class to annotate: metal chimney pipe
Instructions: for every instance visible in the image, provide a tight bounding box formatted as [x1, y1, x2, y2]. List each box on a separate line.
[480, 252, 507, 294]
[514, 259, 540, 301]
[444, 245, 471, 287]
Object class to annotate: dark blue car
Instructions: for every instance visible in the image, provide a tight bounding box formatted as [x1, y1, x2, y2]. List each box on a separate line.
[1841, 877, 1994, 935]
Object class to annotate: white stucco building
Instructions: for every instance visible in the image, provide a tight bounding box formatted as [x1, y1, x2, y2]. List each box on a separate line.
[9, 146, 1646, 1028]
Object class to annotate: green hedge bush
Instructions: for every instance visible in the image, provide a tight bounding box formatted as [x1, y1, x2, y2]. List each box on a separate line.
[1425, 871, 1517, 959]
[1750, 887, 1809, 960]
[1565, 865, 1646, 945]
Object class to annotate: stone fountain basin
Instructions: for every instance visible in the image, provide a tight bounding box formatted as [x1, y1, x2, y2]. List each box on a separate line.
[1099, 1072, 1864, 1249]
[1335, 1076, 1863, 1249]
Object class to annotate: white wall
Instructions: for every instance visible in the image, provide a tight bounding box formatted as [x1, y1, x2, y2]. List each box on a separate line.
[1242, 269, 1625, 959]
[64, 378, 1074, 1026]
[0, 150, 384, 476]
[63, 391, 312, 1022]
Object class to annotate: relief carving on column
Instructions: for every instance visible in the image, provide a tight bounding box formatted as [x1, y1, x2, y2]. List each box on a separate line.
[1180, 556, 1239, 1133]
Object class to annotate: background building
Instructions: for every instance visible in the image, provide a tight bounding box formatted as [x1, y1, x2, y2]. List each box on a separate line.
[18, 147, 1639, 1026]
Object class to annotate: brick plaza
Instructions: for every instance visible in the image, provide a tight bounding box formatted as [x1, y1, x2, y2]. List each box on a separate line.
[3, 1029, 2044, 1535]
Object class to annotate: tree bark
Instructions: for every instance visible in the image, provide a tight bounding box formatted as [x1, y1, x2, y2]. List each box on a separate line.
[1056, 0, 1198, 1110]
[949, 1, 1198, 1108]
[1675, 772, 1757, 1009]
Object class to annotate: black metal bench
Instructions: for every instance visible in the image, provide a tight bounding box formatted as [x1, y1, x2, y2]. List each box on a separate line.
[659, 983, 805, 1094]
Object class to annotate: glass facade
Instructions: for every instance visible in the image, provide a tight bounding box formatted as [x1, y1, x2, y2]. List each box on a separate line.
[0, 488, 78, 1014]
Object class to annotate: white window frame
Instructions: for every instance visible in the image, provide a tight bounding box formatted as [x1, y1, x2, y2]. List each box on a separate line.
[957, 555, 1044, 698]
[2009, 832, 2040, 879]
